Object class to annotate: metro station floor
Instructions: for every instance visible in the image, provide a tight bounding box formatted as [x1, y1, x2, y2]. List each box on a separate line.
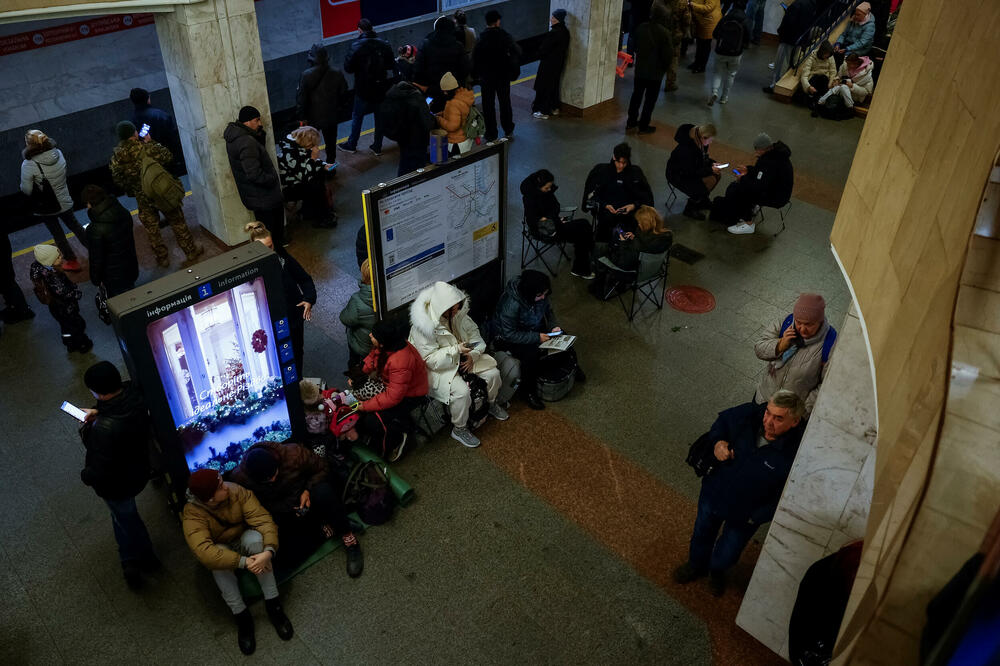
[2, 45, 863, 664]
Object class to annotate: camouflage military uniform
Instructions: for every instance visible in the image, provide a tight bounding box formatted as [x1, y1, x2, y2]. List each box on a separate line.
[662, 0, 692, 90]
[109, 138, 199, 266]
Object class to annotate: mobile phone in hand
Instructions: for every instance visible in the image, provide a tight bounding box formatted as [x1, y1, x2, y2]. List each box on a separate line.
[138, 123, 150, 139]
[548, 330, 563, 336]
[60, 401, 88, 422]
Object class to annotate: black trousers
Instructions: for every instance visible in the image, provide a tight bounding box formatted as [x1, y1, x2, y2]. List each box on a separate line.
[532, 81, 560, 115]
[693, 38, 713, 70]
[359, 395, 424, 457]
[50, 303, 89, 349]
[283, 178, 331, 222]
[0, 233, 28, 312]
[272, 479, 352, 565]
[710, 181, 757, 223]
[252, 204, 286, 248]
[480, 79, 515, 140]
[557, 219, 595, 273]
[627, 76, 662, 128]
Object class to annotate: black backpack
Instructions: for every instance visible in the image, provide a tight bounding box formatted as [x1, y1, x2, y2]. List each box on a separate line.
[818, 93, 855, 121]
[342, 459, 396, 525]
[715, 18, 746, 56]
[377, 90, 405, 142]
[362, 41, 392, 95]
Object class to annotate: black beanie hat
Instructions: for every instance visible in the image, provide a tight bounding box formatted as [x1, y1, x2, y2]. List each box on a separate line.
[238, 106, 261, 123]
[116, 121, 136, 141]
[245, 447, 280, 483]
[84, 361, 123, 395]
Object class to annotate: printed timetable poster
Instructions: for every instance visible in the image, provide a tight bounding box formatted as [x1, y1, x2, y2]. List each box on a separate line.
[376, 152, 502, 312]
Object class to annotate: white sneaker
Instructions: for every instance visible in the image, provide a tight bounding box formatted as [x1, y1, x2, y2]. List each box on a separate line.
[768, 62, 775, 70]
[727, 221, 756, 235]
[550, 108, 560, 116]
[488, 402, 509, 421]
[533, 111, 549, 119]
[450, 426, 481, 448]
[719, 96, 729, 104]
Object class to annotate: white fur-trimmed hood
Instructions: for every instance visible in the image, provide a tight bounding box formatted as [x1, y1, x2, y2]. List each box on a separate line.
[409, 281, 469, 338]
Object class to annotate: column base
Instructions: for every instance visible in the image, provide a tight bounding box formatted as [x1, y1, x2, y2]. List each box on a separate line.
[557, 99, 618, 118]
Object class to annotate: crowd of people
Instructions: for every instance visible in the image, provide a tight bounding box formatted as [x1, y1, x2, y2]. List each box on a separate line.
[0, 3, 876, 655]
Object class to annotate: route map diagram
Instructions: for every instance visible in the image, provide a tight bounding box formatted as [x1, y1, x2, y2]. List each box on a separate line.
[445, 160, 499, 231]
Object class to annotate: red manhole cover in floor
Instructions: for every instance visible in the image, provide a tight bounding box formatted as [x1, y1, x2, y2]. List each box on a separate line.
[666, 285, 716, 313]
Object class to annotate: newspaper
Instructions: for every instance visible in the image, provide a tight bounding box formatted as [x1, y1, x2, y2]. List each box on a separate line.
[539, 334, 576, 354]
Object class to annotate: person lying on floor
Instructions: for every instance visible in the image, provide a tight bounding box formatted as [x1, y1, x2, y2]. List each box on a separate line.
[708, 132, 793, 235]
[409, 281, 509, 448]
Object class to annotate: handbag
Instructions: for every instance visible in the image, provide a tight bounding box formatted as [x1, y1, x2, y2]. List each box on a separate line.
[29, 162, 61, 215]
[685, 432, 719, 477]
[95, 284, 112, 325]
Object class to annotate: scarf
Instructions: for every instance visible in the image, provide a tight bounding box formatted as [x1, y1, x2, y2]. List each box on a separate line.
[847, 57, 872, 79]
[769, 319, 830, 375]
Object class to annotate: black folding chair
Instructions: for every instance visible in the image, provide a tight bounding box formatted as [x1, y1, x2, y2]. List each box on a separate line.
[752, 200, 793, 237]
[597, 249, 671, 322]
[520, 217, 571, 276]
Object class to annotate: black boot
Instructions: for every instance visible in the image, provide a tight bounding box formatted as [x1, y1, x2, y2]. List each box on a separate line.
[234, 608, 256, 655]
[264, 598, 294, 640]
[525, 391, 545, 410]
[343, 532, 364, 578]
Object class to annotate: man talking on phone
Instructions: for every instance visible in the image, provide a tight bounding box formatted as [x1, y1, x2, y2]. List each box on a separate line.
[78, 360, 159, 590]
[752, 293, 836, 418]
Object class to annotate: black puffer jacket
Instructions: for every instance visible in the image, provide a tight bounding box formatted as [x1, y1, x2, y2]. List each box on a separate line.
[223, 121, 283, 210]
[80, 383, 151, 501]
[380, 81, 437, 149]
[87, 196, 138, 290]
[583, 162, 654, 210]
[745, 141, 794, 207]
[472, 25, 522, 83]
[295, 44, 349, 127]
[666, 123, 715, 183]
[345, 31, 396, 102]
[414, 20, 469, 90]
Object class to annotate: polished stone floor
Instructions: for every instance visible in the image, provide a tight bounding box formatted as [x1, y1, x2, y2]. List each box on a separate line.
[2, 43, 862, 664]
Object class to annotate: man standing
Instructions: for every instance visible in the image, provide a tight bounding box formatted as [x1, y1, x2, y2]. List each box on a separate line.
[663, 0, 692, 92]
[230, 442, 364, 577]
[295, 44, 348, 148]
[752, 294, 836, 416]
[473, 10, 522, 141]
[626, 4, 673, 134]
[379, 78, 437, 177]
[763, 0, 817, 93]
[341, 19, 396, 156]
[110, 121, 203, 268]
[0, 230, 34, 325]
[674, 389, 806, 596]
[79, 361, 159, 589]
[532, 9, 571, 119]
[224, 106, 286, 248]
[129, 87, 181, 173]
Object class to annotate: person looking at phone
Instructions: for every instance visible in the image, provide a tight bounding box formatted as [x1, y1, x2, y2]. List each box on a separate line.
[709, 132, 794, 234]
[277, 125, 338, 229]
[491, 270, 585, 410]
[521, 169, 595, 279]
[182, 469, 293, 655]
[583, 142, 655, 242]
[78, 360, 159, 590]
[665, 123, 723, 219]
[673, 389, 806, 597]
[230, 442, 364, 577]
[752, 293, 836, 417]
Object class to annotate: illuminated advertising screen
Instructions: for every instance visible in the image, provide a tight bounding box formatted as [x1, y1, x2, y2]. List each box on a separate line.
[144, 276, 293, 473]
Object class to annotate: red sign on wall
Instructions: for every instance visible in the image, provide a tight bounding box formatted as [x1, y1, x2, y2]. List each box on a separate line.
[320, 0, 361, 39]
[0, 13, 155, 57]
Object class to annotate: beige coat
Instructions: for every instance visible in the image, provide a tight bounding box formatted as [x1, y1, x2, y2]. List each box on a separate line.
[182, 482, 278, 570]
[689, 0, 722, 39]
[799, 51, 838, 92]
[753, 320, 835, 416]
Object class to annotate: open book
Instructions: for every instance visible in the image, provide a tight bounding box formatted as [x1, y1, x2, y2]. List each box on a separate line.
[539, 334, 576, 353]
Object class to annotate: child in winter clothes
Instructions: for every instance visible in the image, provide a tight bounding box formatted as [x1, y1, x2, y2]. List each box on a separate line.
[435, 72, 476, 155]
[29, 243, 91, 352]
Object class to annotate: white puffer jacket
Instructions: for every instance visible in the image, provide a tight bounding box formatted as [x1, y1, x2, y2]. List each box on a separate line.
[408, 281, 496, 404]
[20, 144, 74, 215]
[836, 58, 875, 103]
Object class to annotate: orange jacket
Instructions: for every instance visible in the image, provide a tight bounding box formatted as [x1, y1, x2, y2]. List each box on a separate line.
[436, 88, 475, 144]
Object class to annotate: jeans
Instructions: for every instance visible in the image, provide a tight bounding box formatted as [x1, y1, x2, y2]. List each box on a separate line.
[749, 0, 766, 43]
[344, 96, 384, 151]
[479, 79, 514, 140]
[627, 77, 662, 128]
[557, 218, 595, 273]
[39, 210, 88, 261]
[712, 54, 742, 98]
[104, 496, 156, 566]
[688, 493, 759, 573]
[771, 42, 796, 86]
[211, 529, 278, 614]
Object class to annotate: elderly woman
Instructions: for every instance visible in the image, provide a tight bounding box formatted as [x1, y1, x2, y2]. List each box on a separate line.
[277, 125, 336, 228]
[834, 2, 876, 60]
[20, 129, 89, 271]
[409, 281, 508, 449]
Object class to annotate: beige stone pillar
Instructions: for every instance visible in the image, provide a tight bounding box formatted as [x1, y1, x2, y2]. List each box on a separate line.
[155, 0, 274, 246]
[552, 0, 624, 114]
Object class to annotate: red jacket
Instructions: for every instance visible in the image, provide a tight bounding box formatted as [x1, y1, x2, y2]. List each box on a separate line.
[360, 342, 429, 412]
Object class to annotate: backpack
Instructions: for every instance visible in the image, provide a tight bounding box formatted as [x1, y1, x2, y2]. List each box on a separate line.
[715, 17, 746, 56]
[779, 314, 838, 362]
[361, 41, 393, 96]
[377, 91, 405, 143]
[463, 104, 486, 141]
[342, 459, 396, 525]
[140, 148, 185, 212]
[818, 93, 855, 121]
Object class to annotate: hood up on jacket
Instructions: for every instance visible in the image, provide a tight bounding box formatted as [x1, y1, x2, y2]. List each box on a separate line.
[307, 43, 329, 67]
[766, 140, 792, 160]
[410, 281, 469, 338]
[847, 56, 874, 78]
[674, 123, 695, 144]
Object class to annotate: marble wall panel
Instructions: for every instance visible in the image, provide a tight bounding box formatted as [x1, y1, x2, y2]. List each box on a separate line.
[554, 0, 622, 111]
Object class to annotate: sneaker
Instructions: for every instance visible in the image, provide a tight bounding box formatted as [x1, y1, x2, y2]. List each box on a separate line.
[625, 121, 638, 131]
[264, 598, 294, 640]
[532, 111, 549, 119]
[672, 562, 706, 584]
[709, 571, 727, 597]
[707, 94, 717, 106]
[550, 108, 560, 116]
[369, 146, 382, 157]
[450, 426, 481, 448]
[337, 142, 357, 153]
[637, 125, 657, 135]
[388, 432, 408, 462]
[488, 402, 509, 421]
[727, 221, 756, 235]
[767, 62, 775, 69]
[234, 608, 256, 655]
[570, 269, 596, 280]
[61, 259, 81, 271]
[719, 96, 729, 104]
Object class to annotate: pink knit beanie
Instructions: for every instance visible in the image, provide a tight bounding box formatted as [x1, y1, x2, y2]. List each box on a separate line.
[793, 293, 826, 323]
